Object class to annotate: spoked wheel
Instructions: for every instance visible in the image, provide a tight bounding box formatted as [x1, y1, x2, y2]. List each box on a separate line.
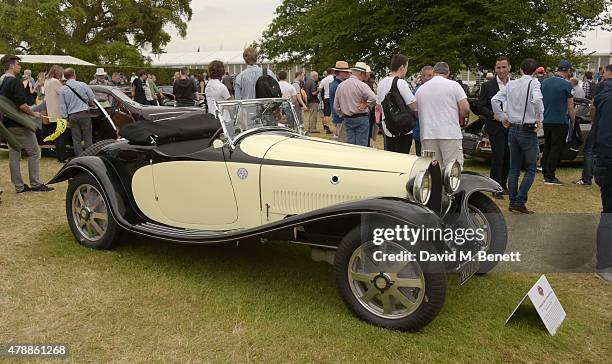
[335, 227, 447, 331]
[348, 241, 426, 319]
[66, 173, 120, 249]
[72, 184, 108, 241]
[467, 192, 508, 274]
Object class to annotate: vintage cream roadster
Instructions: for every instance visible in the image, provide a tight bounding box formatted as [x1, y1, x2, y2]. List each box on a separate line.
[49, 98, 507, 331]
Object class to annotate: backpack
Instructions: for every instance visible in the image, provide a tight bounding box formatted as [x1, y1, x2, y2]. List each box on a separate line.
[255, 67, 281, 98]
[381, 77, 416, 136]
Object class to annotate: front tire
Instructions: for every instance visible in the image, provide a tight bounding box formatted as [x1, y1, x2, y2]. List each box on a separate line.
[334, 227, 447, 331]
[66, 173, 120, 249]
[467, 192, 508, 274]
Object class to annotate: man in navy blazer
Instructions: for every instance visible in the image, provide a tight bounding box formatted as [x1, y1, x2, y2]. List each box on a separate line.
[477, 56, 512, 199]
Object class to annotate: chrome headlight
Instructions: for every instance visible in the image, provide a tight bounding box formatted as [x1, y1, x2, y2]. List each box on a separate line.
[407, 170, 432, 205]
[443, 161, 462, 193]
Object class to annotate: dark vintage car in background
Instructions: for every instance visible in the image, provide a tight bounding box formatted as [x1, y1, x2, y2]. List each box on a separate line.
[118, 85, 177, 107]
[1, 86, 206, 155]
[463, 97, 591, 162]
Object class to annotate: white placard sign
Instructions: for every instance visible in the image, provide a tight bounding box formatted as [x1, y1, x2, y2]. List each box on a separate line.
[505, 274, 566, 336]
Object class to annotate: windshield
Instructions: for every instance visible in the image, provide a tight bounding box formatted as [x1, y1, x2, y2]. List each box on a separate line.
[215, 98, 303, 142]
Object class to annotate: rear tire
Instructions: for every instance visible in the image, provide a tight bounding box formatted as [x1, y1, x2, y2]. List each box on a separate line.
[66, 173, 120, 250]
[334, 226, 447, 331]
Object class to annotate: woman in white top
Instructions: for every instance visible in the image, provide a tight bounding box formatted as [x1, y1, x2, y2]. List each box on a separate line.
[204, 60, 232, 116]
[44, 65, 67, 162]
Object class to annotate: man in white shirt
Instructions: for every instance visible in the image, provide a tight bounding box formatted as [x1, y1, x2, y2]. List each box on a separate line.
[570, 77, 586, 99]
[491, 58, 544, 214]
[204, 60, 231, 115]
[278, 71, 306, 125]
[376, 54, 417, 154]
[415, 62, 470, 168]
[318, 68, 334, 134]
[292, 71, 308, 125]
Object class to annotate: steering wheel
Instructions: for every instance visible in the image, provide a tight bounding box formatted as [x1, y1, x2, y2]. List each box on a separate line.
[207, 127, 224, 147]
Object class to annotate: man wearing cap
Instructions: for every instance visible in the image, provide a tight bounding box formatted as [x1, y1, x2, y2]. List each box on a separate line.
[329, 61, 352, 141]
[90, 68, 111, 85]
[540, 60, 576, 185]
[535, 67, 546, 83]
[333, 62, 376, 146]
[477, 56, 511, 199]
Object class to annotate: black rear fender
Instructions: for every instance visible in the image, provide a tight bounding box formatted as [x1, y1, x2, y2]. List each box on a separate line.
[48, 156, 135, 225]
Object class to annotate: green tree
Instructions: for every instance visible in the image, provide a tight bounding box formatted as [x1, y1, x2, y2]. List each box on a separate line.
[0, 0, 192, 66]
[260, 0, 611, 73]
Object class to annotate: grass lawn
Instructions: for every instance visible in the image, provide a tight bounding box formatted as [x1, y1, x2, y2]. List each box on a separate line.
[0, 120, 610, 362]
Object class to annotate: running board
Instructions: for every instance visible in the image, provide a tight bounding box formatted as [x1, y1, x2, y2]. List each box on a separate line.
[135, 222, 236, 240]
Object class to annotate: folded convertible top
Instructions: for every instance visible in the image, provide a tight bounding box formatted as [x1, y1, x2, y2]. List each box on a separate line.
[119, 112, 221, 145]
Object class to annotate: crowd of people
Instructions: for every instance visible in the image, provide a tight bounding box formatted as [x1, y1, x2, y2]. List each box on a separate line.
[1, 49, 611, 282]
[223, 48, 611, 281]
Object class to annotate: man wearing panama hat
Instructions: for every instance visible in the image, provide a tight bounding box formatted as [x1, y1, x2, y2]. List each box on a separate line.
[90, 68, 111, 85]
[329, 60, 352, 140]
[333, 61, 376, 146]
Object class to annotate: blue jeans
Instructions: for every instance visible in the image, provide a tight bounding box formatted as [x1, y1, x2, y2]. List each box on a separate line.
[344, 116, 370, 146]
[507, 127, 538, 207]
[581, 127, 595, 184]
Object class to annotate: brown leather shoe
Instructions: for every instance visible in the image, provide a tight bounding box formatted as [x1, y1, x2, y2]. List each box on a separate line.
[509, 205, 534, 214]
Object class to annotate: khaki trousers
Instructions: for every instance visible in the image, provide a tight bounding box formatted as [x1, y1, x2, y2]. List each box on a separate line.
[421, 139, 464, 170]
[307, 103, 318, 131]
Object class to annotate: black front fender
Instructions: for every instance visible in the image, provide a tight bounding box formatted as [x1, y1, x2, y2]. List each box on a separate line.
[48, 156, 135, 226]
[445, 171, 502, 228]
[288, 198, 444, 249]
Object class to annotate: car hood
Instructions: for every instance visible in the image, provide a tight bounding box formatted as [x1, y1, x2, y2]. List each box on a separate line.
[260, 134, 418, 174]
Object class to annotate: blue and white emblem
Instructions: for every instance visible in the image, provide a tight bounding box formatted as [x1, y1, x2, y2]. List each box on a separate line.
[237, 168, 248, 180]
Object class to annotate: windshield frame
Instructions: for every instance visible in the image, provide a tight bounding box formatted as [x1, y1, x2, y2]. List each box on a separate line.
[110, 87, 143, 108]
[214, 97, 303, 145]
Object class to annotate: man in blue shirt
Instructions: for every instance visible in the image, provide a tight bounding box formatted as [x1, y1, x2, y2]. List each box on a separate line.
[412, 65, 434, 156]
[593, 64, 612, 282]
[328, 61, 351, 141]
[540, 60, 576, 185]
[492, 58, 544, 214]
[59, 67, 96, 157]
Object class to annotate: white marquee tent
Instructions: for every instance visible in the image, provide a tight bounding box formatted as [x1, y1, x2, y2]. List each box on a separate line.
[0, 54, 95, 66]
[147, 51, 306, 79]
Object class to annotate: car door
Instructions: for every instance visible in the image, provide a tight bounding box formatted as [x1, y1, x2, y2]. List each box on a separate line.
[149, 146, 239, 229]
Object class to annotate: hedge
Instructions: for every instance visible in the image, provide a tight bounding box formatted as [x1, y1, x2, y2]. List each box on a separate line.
[19, 62, 208, 86]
